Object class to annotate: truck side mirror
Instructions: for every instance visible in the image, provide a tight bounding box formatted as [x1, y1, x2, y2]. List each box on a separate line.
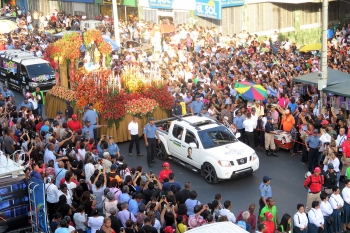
[189, 142, 197, 148]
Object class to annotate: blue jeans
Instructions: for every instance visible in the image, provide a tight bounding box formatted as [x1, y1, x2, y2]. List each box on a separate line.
[38, 104, 43, 116]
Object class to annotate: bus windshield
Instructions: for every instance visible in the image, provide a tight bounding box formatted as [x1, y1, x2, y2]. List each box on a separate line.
[26, 63, 54, 77]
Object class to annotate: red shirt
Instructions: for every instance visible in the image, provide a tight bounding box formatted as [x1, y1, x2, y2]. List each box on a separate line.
[303, 174, 324, 193]
[59, 177, 79, 186]
[36, 122, 43, 132]
[263, 220, 276, 233]
[67, 120, 82, 132]
[342, 140, 350, 157]
[159, 169, 173, 182]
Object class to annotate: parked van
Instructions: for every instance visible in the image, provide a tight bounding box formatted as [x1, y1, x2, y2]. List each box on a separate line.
[80, 20, 105, 31]
[187, 222, 249, 233]
[0, 50, 55, 96]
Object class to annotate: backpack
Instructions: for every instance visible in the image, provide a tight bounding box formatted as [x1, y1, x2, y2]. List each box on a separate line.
[237, 221, 246, 230]
[108, 173, 122, 184]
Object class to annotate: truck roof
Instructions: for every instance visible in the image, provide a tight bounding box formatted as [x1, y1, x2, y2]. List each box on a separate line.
[0, 151, 25, 178]
[166, 115, 221, 131]
[187, 222, 249, 233]
[0, 50, 49, 66]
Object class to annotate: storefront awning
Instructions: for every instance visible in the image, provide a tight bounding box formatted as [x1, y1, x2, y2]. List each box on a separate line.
[293, 68, 350, 86]
[323, 81, 350, 97]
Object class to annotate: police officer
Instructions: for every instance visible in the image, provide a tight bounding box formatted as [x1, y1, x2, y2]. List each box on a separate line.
[190, 95, 204, 115]
[305, 129, 322, 172]
[323, 163, 336, 194]
[233, 110, 245, 143]
[144, 117, 160, 167]
[82, 120, 107, 140]
[201, 107, 210, 117]
[172, 99, 182, 116]
[82, 105, 99, 141]
[265, 116, 277, 157]
[258, 175, 273, 219]
[65, 100, 73, 120]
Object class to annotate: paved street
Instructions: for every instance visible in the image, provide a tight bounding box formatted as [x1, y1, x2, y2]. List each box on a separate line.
[118, 138, 310, 219]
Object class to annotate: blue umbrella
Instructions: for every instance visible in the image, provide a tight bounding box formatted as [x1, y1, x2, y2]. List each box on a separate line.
[102, 35, 119, 51]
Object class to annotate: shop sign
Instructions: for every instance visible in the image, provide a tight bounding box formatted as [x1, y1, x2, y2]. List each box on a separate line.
[148, 0, 173, 9]
[222, 0, 244, 7]
[103, 0, 122, 4]
[195, 0, 221, 20]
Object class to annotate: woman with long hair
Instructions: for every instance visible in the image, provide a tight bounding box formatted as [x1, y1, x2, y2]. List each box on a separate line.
[54, 194, 72, 217]
[80, 191, 96, 216]
[277, 213, 292, 233]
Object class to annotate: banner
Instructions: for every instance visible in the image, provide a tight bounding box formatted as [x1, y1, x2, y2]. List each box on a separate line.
[148, 0, 173, 9]
[29, 177, 48, 233]
[222, 0, 244, 7]
[195, 0, 222, 20]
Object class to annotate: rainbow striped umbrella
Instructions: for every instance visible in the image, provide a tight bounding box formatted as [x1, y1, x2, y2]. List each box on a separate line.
[234, 81, 268, 101]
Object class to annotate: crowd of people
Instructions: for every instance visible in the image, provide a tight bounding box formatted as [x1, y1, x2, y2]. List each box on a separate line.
[3, 3, 350, 233]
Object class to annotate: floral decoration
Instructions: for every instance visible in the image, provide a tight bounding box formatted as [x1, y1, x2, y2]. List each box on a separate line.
[49, 86, 76, 101]
[125, 98, 158, 117]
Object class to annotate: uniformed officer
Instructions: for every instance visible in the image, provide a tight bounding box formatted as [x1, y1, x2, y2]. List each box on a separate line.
[81, 120, 107, 140]
[65, 100, 73, 120]
[172, 99, 182, 116]
[1, 86, 14, 99]
[144, 117, 160, 167]
[265, 117, 277, 157]
[82, 105, 99, 140]
[190, 95, 204, 115]
[305, 129, 322, 172]
[258, 175, 273, 218]
[201, 107, 210, 117]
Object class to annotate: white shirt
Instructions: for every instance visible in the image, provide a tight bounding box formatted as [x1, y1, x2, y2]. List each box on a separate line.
[308, 208, 324, 227]
[342, 187, 350, 203]
[329, 194, 344, 209]
[45, 183, 60, 203]
[219, 208, 236, 223]
[73, 212, 87, 231]
[85, 163, 95, 182]
[28, 98, 38, 109]
[65, 181, 77, 197]
[293, 212, 308, 229]
[336, 134, 347, 152]
[320, 201, 333, 216]
[58, 190, 72, 205]
[319, 133, 331, 152]
[243, 118, 257, 132]
[44, 149, 56, 164]
[88, 216, 104, 233]
[326, 157, 340, 173]
[128, 121, 139, 135]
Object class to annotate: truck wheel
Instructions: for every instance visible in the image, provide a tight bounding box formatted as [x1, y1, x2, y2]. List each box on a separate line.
[202, 163, 218, 184]
[156, 142, 168, 160]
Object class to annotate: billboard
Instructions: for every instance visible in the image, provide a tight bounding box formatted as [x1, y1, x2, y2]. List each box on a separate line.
[222, 0, 244, 7]
[29, 177, 48, 233]
[148, 0, 173, 9]
[195, 0, 222, 20]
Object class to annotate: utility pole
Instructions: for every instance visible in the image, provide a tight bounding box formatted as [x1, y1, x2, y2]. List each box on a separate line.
[319, 0, 328, 114]
[112, 0, 121, 46]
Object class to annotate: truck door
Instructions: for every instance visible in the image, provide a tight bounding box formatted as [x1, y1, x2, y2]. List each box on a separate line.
[168, 124, 184, 156]
[182, 129, 199, 167]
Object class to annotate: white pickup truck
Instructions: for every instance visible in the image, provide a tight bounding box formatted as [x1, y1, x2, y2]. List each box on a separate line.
[155, 115, 259, 184]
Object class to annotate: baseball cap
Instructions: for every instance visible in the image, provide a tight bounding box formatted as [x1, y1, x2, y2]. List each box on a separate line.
[164, 226, 175, 233]
[313, 129, 319, 134]
[57, 110, 63, 114]
[314, 167, 321, 173]
[84, 106, 89, 109]
[263, 175, 272, 183]
[72, 114, 77, 118]
[65, 100, 70, 105]
[328, 163, 334, 169]
[84, 120, 90, 124]
[285, 109, 290, 114]
[149, 117, 155, 121]
[264, 212, 273, 219]
[111, 164, 117, 170]
[175, 99, 180, 103]
[267, 116, 272, 120]
[321, 120, 329, 125]
[195, 95, 201, 98]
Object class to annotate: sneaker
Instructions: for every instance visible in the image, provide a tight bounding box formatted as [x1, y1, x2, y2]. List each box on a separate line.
[151, 160, 157, 164]
[137, 153, 143, 156]
[128, 153, 133, 157]
[148, 163, 153, 167]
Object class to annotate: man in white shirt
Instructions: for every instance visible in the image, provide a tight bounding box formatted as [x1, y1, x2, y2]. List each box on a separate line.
[44, 144, 56, 164]
[84, 156, 96, 182]
[243, 112, 257, 147]
[28, 93, 39, 116]
[220, 200, 236, 223]
[336, 128, 347, 154]
[128, 116, 142, 157]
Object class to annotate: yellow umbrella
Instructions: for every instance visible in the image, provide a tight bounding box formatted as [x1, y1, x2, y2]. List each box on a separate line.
[299, 43, 322, 52]
[0, 20, 18, 34]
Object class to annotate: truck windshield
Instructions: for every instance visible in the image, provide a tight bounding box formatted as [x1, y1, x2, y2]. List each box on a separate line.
[26, 63, 54, 77]
[197, 126, 238, 149]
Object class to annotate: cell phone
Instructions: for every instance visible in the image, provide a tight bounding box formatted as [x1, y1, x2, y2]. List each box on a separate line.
[101, 169, 104, 172]
[162, 195, 165, 199]
[120, 227, 124, 232]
